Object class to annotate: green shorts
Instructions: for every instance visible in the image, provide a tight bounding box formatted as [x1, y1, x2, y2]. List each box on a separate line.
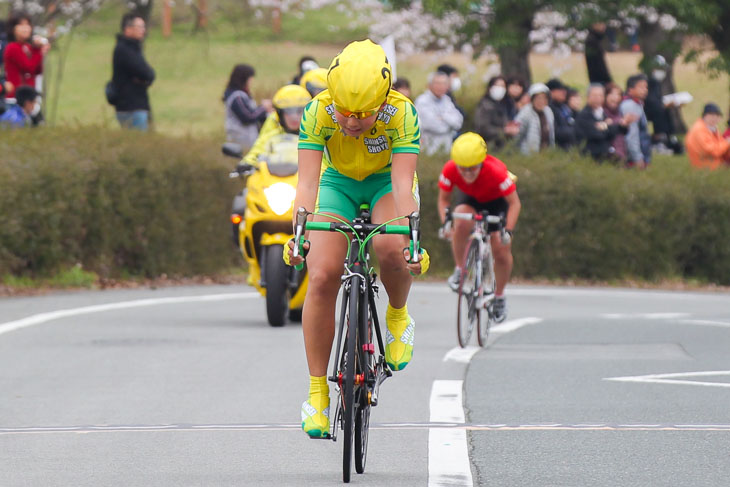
[316, 168, 394, 221]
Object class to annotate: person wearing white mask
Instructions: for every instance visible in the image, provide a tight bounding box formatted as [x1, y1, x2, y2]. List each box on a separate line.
[644, 54, 684, 155]
[436, 63, 466, 131]
[474, 76, 520, 152]
[575, 83, 635, 161]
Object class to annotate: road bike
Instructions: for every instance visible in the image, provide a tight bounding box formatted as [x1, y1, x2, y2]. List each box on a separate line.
[293, 206, 421, 483]
[446, 209, 507, 348]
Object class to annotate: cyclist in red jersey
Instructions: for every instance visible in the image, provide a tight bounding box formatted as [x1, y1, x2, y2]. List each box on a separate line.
[437, 132, 521, 322]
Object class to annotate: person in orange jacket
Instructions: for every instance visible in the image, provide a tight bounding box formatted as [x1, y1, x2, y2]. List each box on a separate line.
[685, 103, 730, 170]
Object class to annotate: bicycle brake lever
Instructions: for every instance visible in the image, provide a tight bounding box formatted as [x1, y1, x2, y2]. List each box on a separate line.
[408, 211, 421, 264]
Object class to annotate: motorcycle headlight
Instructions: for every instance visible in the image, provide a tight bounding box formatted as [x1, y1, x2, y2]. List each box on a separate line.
[264, 182, 296, 216]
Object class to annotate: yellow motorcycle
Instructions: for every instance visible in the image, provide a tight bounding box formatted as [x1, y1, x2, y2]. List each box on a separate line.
[224, 133, 307, 326]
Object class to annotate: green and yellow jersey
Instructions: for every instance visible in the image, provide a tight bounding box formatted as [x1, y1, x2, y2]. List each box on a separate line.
[298, 89, 420, 181]
[243, 113, 284, 166]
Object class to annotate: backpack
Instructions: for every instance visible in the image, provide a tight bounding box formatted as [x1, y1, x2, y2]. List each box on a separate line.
[105, 80, 118, 106]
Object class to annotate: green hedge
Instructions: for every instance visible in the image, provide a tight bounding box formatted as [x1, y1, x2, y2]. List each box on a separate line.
[0, 127, 239, 278]
[417, 149, 730, 285]
[2, 128, 729, 285]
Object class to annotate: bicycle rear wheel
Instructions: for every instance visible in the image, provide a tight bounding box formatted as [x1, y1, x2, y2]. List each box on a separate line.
[457, 239, 480, 347]
[477, 241, 497, 347]
[342, 276, 360, 483]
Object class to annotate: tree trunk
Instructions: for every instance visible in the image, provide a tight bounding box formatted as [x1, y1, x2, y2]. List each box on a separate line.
[493, 4, 535, 84]
[162, 0, 172, 37]
[638, 21, 686, 134]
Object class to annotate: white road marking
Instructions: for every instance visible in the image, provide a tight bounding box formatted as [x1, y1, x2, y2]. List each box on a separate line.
[415, 285, 730, 301]
[679, 319, 730, 328]
[491, 316, 543, 334]
[604, 370, 730, 389]
[0, 292, 259, 337]
[428, 380, 472, 487]
[3, 422, 730, 436]
[443, 346, 481, 363]
[602, 313, 690, 320]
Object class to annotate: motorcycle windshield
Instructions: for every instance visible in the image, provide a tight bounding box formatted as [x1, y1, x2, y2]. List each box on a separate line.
[267, 162, 298, 177]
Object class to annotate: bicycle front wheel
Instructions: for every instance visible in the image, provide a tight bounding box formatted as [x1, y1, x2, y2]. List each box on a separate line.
[355, 287, 372, 474]
[477, 241, 497, 347]
[342, 276, 360, 483]
[457, 239, 480, 348]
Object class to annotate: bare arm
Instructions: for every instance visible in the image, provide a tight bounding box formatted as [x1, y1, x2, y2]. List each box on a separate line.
[504, 190, 521, 233]
[390, 152, 418, 221]
[437, 188, 452, 224]
[292, 149, 323, 230]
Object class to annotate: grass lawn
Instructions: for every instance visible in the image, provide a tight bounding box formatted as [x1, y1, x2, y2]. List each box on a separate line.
[46, 5, 728, 138]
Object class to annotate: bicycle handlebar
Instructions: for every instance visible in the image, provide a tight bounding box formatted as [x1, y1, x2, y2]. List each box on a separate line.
[451, 212, 502, 224]
[291, 207, 420, 269]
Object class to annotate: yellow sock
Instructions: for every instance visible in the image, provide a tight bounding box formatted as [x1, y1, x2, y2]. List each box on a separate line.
[386, 303, 409, 335]
[308, 375, 329, 411]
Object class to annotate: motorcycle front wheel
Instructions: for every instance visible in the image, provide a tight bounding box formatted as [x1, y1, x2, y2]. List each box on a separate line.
[265, 244, 289, 327]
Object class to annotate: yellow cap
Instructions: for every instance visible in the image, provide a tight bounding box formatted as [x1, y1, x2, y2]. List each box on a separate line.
[272, 84, 312, 110]
[299, 68, 328, 97]
[327, 39, 392, 112]
[451, 132, 488, 167]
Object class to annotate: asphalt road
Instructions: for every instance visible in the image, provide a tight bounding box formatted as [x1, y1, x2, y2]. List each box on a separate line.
[0, 283, 728, 486]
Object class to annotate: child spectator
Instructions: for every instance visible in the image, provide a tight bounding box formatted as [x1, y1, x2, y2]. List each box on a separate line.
[0, 85, 36, 128]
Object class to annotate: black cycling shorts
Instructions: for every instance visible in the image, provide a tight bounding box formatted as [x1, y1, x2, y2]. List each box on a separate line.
[451, 190, 507, 233]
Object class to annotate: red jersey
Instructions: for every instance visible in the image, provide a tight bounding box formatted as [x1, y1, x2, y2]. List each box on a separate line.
[3, 42, 44, 99]
[438, 155, 515, 202]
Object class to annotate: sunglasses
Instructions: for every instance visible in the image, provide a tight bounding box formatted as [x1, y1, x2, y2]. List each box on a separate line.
[334, 103, 381, 120]
[457, 163, 482, 174]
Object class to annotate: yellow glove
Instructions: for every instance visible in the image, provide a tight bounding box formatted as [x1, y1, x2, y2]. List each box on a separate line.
[283, 238, 309, 267]
[283, 240, 293, 266]
[419, 248, 430, 274]
[403, 247, 430, 276]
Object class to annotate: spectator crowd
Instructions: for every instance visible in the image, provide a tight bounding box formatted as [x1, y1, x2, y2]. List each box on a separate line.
[2, 9, 729, 170]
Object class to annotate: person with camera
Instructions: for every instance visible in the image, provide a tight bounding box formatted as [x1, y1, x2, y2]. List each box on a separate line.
[111, 13, 155, 131]
[3, 13, 49, 99]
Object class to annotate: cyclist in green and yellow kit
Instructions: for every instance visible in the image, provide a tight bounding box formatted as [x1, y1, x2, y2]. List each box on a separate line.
[284, 39, 429, 438]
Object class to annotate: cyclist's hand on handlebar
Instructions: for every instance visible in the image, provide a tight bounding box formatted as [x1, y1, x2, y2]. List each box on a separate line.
[403, 247, 430, 276]
[283, 238, 310, 267]
[438, 221, 453, 240]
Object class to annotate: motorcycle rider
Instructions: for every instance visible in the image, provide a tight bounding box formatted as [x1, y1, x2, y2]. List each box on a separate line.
[242, 84, 312, 168]
[230, 84, 311, 250]
[299, 67, 327, 98]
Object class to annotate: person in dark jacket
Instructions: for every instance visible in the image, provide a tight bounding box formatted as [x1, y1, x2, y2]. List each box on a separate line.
[546, 78, 577, 150]
[576, 84, 634, 161]
[584, 23, 612, 85]
[643, 55, 683, 155]
[473, 76, 519, 152]
[111, 13, 155, 131]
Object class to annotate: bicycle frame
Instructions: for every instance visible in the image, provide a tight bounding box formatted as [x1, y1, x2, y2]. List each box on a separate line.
[452, 210, 504, 347]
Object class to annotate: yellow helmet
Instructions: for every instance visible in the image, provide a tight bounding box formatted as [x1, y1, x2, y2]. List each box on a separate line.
[327, 39, 392, 113]
[299, 68, 328, 97]
[272, 84, 312, 110]
[451, 132, 488, 167]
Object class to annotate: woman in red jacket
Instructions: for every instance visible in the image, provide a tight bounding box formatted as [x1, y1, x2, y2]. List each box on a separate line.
[3, 13, 49, 99]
